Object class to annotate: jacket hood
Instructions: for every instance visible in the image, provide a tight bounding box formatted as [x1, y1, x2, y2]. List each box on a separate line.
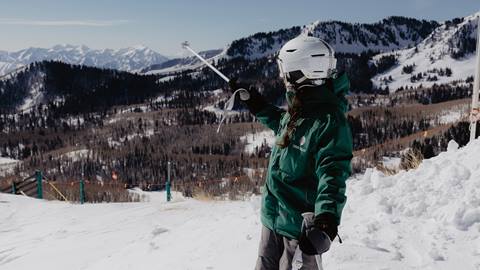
[286, 72, 350, 114]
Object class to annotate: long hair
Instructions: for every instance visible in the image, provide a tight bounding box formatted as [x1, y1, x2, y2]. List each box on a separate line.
[276, 78, 333, 149]
[277, 88, 304, 148]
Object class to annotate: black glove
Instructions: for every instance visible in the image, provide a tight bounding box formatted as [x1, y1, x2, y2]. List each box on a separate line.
[313, 213, 338, 241]
[228, 78, 250, 93]
[228, 78, 268, 114]
[299, 213, 338, 255]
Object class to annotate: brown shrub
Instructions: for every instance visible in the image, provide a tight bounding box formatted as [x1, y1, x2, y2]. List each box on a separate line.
[400, 148, 424, 171]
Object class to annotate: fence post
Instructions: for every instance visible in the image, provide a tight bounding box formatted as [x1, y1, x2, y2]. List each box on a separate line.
[80, 180, 85, 204]
[166, 161, 171, 202]
[11, 182, 16, 194]
[35, 170, 43, 199]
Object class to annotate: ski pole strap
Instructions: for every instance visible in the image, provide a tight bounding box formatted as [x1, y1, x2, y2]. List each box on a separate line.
[315, 254, 324, 270]
[291, 246, 303, 270]
[291, 246, 325, 270]
[337, 233, 343, 243]
[216, 88, 249, 133]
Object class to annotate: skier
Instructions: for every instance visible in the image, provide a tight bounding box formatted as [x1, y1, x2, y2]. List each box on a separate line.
[230, 35, 353, 269]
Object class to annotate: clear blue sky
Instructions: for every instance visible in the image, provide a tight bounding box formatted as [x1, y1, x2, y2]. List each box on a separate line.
[0, 0, 478, 56]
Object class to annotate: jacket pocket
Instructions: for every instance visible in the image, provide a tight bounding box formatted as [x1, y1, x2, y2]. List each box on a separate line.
[278, 145, 310, 182]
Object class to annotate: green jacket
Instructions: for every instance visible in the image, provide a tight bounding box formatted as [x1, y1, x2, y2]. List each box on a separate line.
[255, 73, 353, 239]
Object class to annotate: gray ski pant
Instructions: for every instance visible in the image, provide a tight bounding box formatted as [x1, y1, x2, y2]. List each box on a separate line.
[255, 225, 318, 270]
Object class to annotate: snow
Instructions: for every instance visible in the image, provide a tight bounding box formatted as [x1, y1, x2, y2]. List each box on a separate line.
[61, 149, 92, 162]
[240, 130, 276, 154]
[2, 139, 480, 269]
[381, 156, 402, 170]
[0, 157, 19, 177]
[0, 45, 168, 76]
[0, 157, 18, 165]
[144, 48, 227, 75]
[0, 191, 261, 270]
[438, 110, 465, 124]
[18, 71, 45, 112]
[334, 139, 480, 269]
[202, 104, 240, 117]
[373, 14, 479, 91]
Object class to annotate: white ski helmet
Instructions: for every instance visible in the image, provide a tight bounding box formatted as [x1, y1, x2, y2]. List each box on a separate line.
[277, 35, 337, 87]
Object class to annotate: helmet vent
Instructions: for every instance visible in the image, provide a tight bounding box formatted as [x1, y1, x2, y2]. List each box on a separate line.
[313, 70, 324, 73]
[286, 49, 297, 52]
[311, 54, 326, 57]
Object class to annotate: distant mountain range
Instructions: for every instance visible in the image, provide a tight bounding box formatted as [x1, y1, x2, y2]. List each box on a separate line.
[0, 12, 478, 113]
[0, 44, 169, 76]
[145, 13, 478, 92]
[144, 16, 443, 75]
[225, 16, 439, 59]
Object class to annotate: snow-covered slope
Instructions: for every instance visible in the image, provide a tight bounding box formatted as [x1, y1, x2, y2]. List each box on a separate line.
[227, 17, 439, 59]
[373, 13, 479, 91]
[0, 44, 168, 76]
[145, 16, 439, 75]
[0, 191, 261, 270]
[2, 138, 480, 269]
[141, 49, 224, 75]
[0, 157, 19, 177]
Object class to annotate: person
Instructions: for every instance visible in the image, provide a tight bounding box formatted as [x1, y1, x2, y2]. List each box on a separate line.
[230, 35, 353, 270]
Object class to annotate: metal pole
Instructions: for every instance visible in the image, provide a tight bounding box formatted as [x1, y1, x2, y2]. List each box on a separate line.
[470, 15, 480, 142]
[35, 170, 43, 199]
[80, 163, 85, 204]
[166, 161, 171, 202]
[181, 41, 230, 83]
[80, 180, 85, 204]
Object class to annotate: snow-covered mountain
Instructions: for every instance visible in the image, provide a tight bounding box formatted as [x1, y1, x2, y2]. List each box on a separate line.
[226, 16, 439, 59]
[0, 44, 169, 76]
[141, 48, 224, 75]
[373, 13, 479, 91]
[145, 16, 439, 75]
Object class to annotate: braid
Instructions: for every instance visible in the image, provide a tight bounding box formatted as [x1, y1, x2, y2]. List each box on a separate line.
[277, 89, 303, 148]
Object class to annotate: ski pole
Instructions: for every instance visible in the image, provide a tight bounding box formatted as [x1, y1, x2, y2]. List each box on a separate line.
[181, 41, 230, 82]
[181, 41, 250, 133]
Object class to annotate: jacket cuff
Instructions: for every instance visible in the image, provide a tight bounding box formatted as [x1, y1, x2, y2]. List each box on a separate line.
[314, 212, 338, 226]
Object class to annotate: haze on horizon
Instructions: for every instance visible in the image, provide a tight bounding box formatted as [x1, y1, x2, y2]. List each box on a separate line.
[0, 0, 478, 57]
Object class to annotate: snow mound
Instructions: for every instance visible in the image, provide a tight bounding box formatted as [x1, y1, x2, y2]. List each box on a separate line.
[331, 138, 480, 269]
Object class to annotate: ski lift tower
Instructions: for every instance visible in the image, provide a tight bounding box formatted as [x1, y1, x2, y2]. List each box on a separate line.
[470, 15, 480, 142]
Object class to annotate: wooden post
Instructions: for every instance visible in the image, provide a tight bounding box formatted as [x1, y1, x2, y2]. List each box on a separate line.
[166, 161, 171, 202]
[35, 170, 43, 199]
[470, 16, 480, 142]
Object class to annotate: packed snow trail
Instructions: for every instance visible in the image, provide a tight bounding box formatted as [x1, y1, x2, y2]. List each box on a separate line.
[1, 139, 480, 269]
[0, 192, 261, 270]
